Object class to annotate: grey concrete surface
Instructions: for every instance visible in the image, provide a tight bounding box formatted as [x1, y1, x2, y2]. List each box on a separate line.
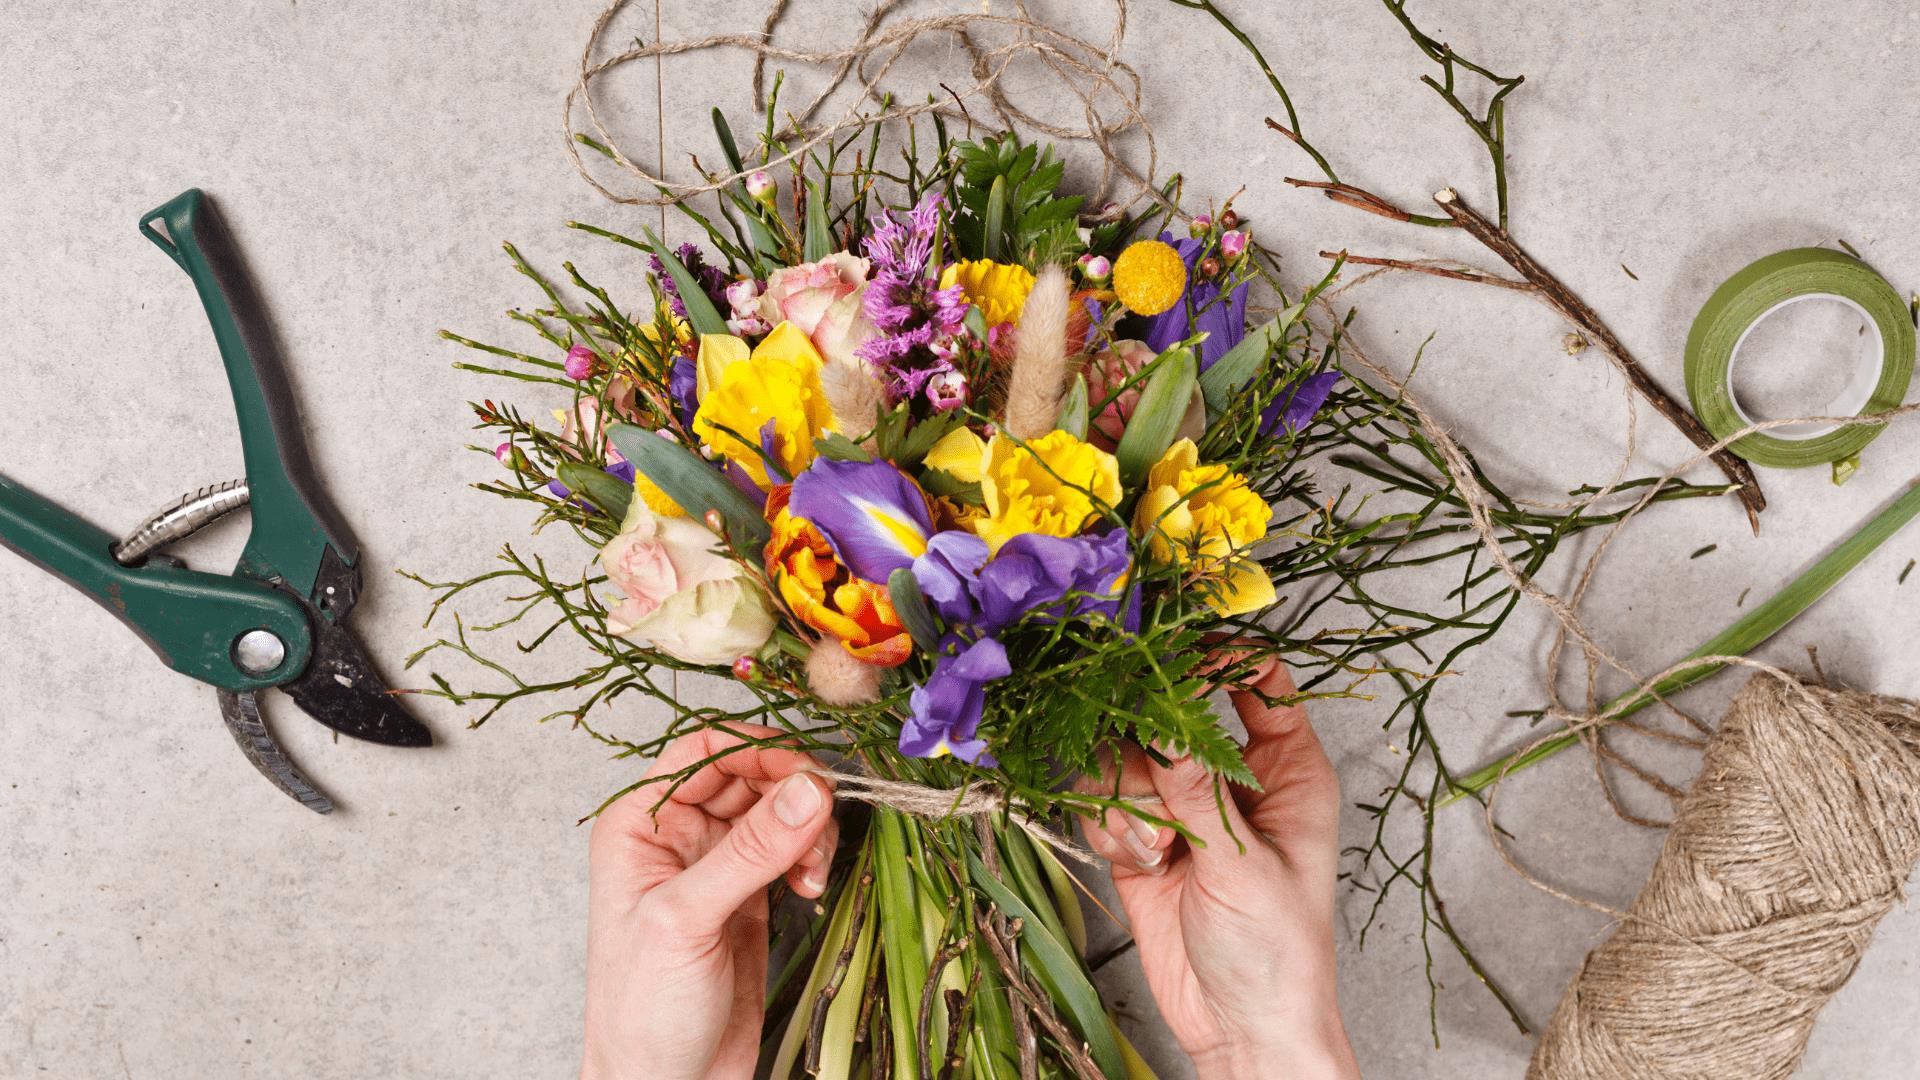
[3, 1, 1918, 1076]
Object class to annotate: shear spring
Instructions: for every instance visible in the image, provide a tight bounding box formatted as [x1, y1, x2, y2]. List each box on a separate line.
[111, 479, 251, 565]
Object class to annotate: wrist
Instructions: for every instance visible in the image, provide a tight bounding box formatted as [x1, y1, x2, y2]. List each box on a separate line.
[1189, 1025, 1358, 1080]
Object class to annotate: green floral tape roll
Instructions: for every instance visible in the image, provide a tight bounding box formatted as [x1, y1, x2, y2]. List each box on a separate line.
[1685, 247, 1913, 468]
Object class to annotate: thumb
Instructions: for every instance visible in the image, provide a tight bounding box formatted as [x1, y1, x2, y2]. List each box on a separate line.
[1147, 752, 1259, 871]
[650, 773, 834, 933]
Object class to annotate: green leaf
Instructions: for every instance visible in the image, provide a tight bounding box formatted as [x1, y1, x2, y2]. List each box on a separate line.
[890, 409, 963, 468]
[804, 181, 833, 262]
[1058, 372, 1090, 440]
[641, 228, 728, 337]
[812, 432, 873, 463]
[983, 174, 1008, 262]
[1200, 302, 1302, 411]
[887, 568, 943, 651]
[967, 851, 1128, 1080]
[554, 462, 632, 520]
[607, 424, 771, 548]
[873, 813, 928, 1080]
[917, 468, 983, 505]
[710, 107, 745, 176]
[1115, 347, 1198, 486]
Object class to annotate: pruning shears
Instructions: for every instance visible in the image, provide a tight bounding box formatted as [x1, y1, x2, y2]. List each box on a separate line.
[0, 189, 431, 814]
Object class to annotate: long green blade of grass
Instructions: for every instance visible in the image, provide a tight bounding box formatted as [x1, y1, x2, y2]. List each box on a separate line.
[1443, 479, 1920, 806]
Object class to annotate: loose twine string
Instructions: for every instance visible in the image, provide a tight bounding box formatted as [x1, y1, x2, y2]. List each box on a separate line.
[568, 0, 1920, 1053]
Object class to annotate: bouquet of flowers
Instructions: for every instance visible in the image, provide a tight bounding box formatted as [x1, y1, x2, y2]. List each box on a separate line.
[422, 90, 1728, 1075]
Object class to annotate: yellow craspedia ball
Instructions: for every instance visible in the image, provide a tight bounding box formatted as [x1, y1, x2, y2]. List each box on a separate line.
[1112, 240, 1187, 316]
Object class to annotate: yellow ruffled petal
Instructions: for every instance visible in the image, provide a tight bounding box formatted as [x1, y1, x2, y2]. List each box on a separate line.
[696, 333, 750, 400]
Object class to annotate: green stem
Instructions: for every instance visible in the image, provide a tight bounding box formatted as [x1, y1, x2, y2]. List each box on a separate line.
[1443, 479, 1920, 806]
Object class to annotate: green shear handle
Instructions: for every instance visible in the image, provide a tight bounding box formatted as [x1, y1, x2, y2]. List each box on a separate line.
[139, 188, 358, 606]
[0, 475, 311, 691]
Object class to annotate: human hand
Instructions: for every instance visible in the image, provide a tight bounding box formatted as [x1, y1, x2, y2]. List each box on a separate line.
[580, 725, 839, 1080]
[1077, 659, 1359, 1080]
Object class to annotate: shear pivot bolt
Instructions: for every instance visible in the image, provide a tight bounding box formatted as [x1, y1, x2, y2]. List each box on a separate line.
[234, 629, 286, 675]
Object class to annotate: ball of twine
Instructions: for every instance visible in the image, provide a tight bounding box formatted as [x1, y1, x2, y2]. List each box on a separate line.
[1529, 672, 1920, 1079]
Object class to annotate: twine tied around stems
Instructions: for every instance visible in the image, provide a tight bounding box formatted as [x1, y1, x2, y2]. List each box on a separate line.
[805, 765, 1114, 865]
[1528, 672, 1920, 1079]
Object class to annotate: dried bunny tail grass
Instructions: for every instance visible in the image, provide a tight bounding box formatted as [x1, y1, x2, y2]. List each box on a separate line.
[805, 638, 882, 706]
[821, 352, 888, 442]
[1003, 263, 1073, 440]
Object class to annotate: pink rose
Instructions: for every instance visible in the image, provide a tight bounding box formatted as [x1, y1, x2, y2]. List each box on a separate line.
[758, 253, 877, 366]
[1085, 339, 1207, 452]
[559, 378, 641, 461]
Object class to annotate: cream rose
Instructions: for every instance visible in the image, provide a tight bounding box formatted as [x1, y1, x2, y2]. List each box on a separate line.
[598, 497, 775, 664]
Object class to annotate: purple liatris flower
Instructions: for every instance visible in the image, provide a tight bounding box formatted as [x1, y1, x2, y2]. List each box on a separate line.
[857, 194, 969, 399]
[1261, 370, 1341, 436]
[1139, 232, 1249, 372]
[649, 243, 728, 322]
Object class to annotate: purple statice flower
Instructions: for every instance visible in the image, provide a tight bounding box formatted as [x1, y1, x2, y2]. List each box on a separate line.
[1260, 370, 1341, 437]
[897, 528, 1135, 764]
[857, 194, 969, 399]
[648, 242, 729, 321]
[1139, 232, 1250, 372]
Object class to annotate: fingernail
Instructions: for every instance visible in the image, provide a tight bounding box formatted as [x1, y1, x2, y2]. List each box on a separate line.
[775, 774, 823, 827]
[803, 865, 829, 894]
[1121, 829, 1164, 871]
[1127, 817, 1162, 851]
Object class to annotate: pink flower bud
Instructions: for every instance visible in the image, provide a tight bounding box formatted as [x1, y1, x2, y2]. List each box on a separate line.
[1220, 230, 1248, 261]
[564, 344, 597, 381]
[704, 509, 725, 533]
[927, 370, 969, 411]
[494, 442, 516, 467]
[745, 170, 775, 202]
[1078, 253, 1112, 283]
[1188, 214, 1213, 238]
[731, 655, 759, 682]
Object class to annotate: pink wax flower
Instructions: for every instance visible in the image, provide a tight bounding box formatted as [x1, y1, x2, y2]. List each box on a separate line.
[1188, 214, 1213, 237]
[1220, 230, 1248, 262]
[927, 369, 969, 411]
[564, 344, 598, 381]
[1077, 253, 1112, 284]
[745, 170, 775, 203]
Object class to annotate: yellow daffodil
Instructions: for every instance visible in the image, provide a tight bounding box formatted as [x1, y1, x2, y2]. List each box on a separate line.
[939, 259, 1037, 325]
[1132, 438, 1272, 616]
[976, 429, 1121, 553]
[923, 426, 988, 484]
[693, 322, 837, 488]
[1112, 239, 1187, 316]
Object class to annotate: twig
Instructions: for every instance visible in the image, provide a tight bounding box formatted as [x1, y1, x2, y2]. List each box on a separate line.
[804, 867, 875, 1075]
[976, 818, 1040, 1080]
[1431, 188, 1766, 529]
[918, 935, 972, 1080]
[1282, 168, 1449, 227]
[976, 911, 1108, 1080]
[938, 972, 981, 1080]
[1320, 250, 1535, 292]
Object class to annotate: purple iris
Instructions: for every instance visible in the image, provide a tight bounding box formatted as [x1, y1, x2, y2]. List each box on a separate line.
[1139, 232, 1249, 372]
[899, 528, 1135, 764]
[669, 354, 699, 430]
[1259, 370, 1341, 437]
[901, 635, 1009, 763]
[788, 457, 935, 583]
